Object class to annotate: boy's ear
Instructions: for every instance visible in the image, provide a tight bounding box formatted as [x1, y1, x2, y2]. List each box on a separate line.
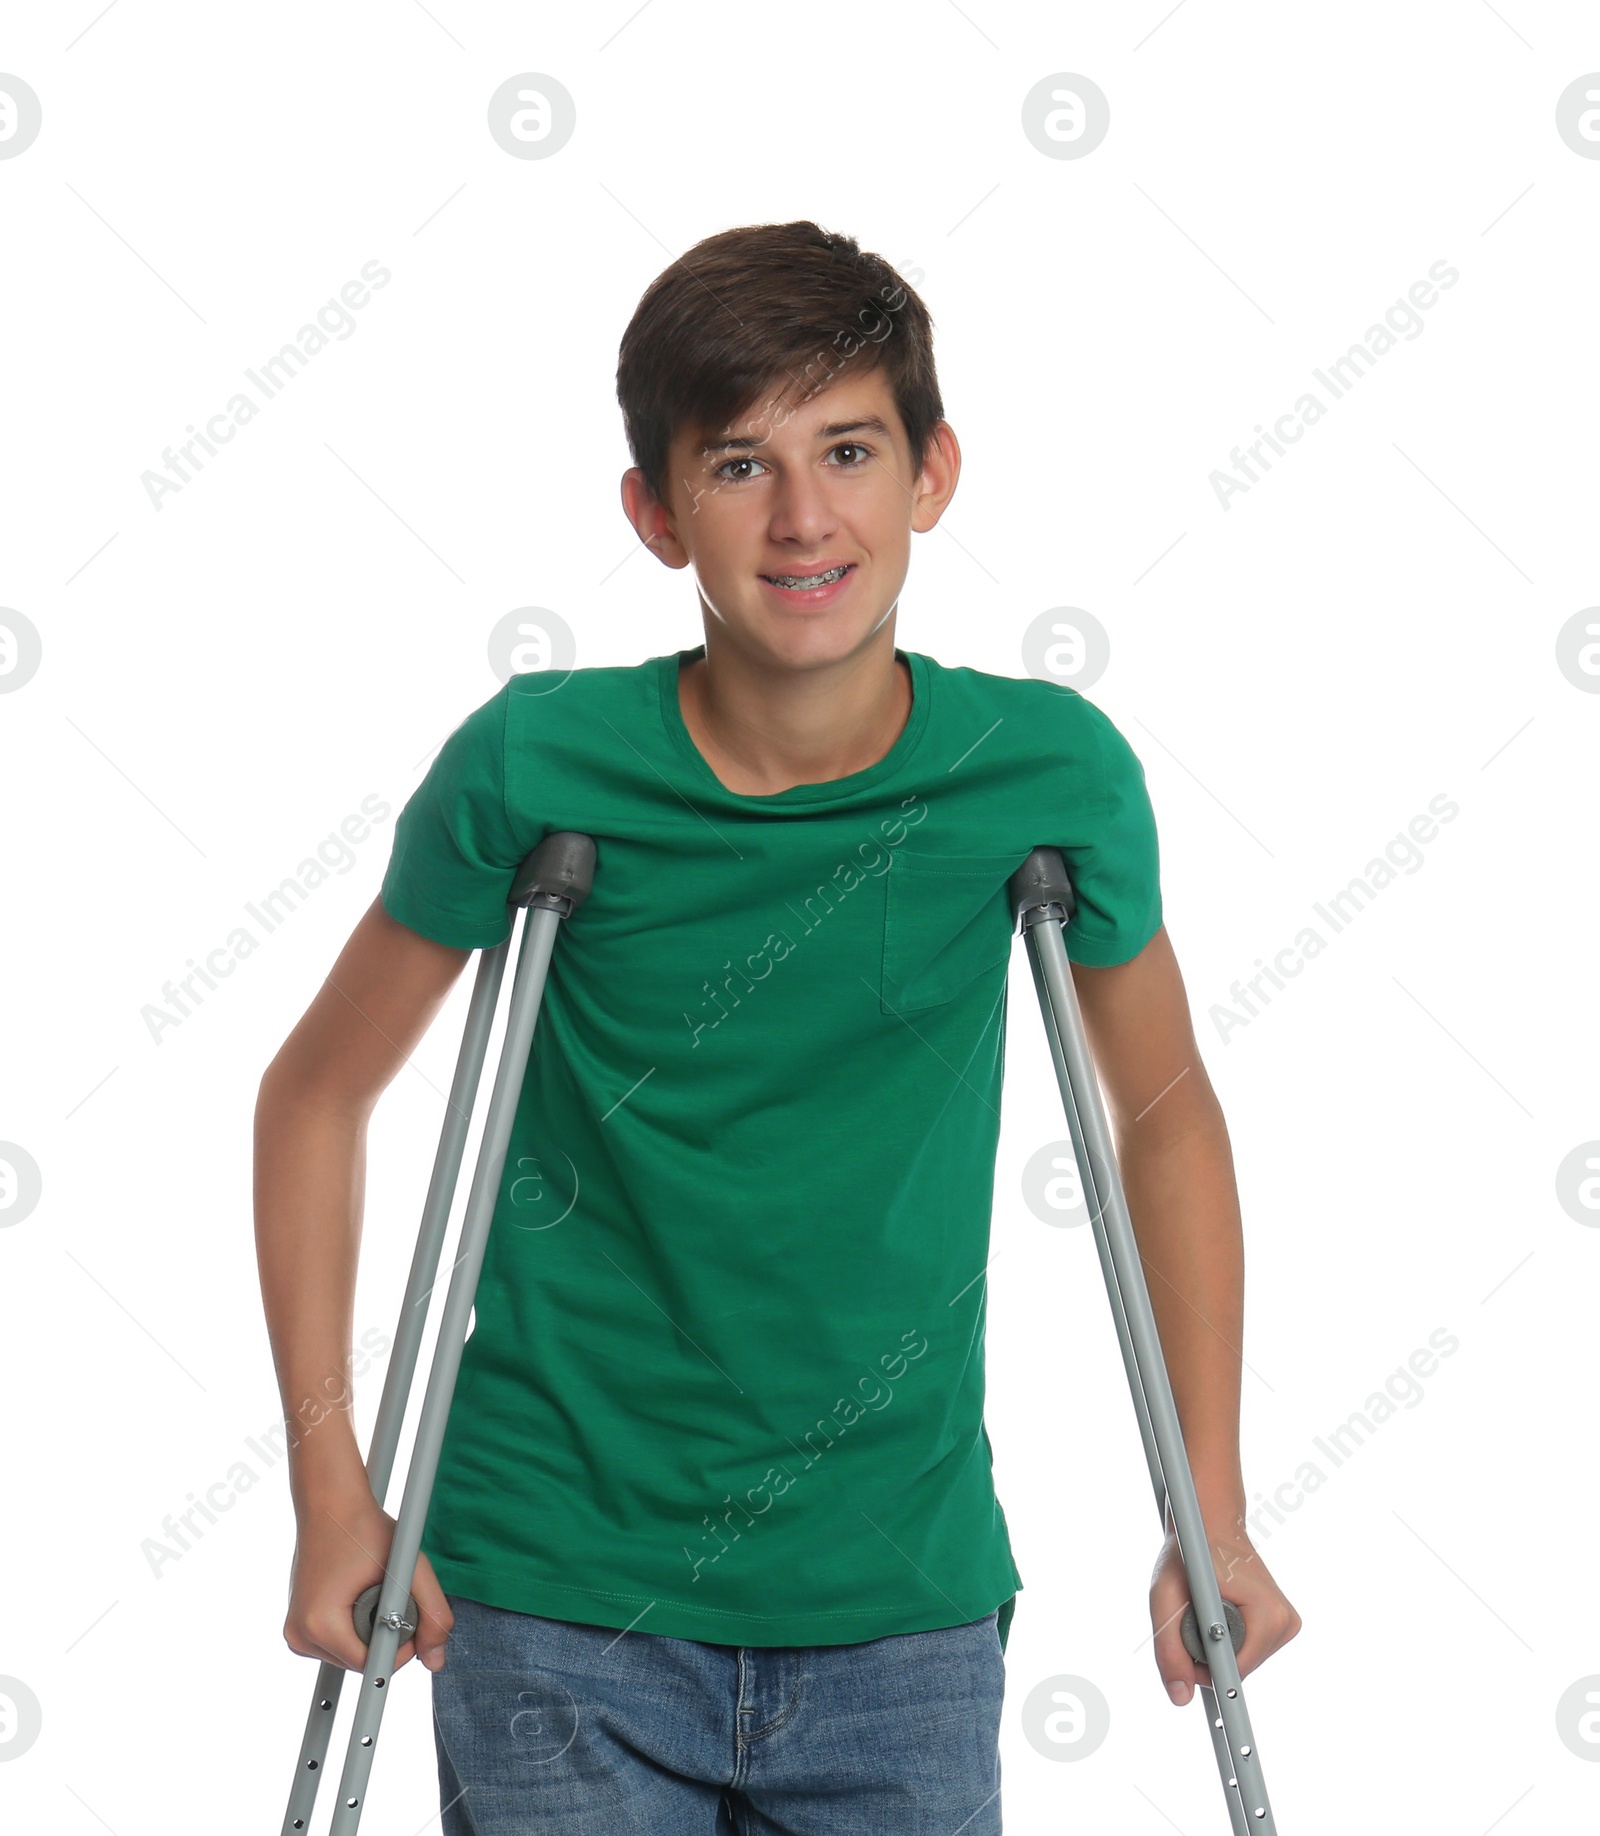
[619, 465, 690, 569]
[909, 420, 961, 535]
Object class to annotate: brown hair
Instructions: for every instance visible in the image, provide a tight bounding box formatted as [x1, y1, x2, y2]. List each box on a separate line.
[615, 220, 943, 510]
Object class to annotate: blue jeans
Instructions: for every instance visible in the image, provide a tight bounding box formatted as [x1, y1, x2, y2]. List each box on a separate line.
[431, 1593, 1005, 1834]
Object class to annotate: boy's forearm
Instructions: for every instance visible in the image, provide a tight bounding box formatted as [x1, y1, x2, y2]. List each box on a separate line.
[1116, 1111, 1247, 1523]
[253, 1069, 377, 1516]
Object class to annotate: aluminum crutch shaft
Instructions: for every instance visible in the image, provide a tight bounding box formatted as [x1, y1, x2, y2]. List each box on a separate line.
[324, 831, 595, 1834]
[282, 939, 510, 1834]
[277, 830, 595, 1835]
[1024, 932, 1256, 1836]
[1010, 847, 1278, 1833]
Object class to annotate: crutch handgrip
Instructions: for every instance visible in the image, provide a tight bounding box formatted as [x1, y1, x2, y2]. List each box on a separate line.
[1179, 1598, 1245, 1666]
[1008, 845, 1077, 927]
[351, 1581, 420, 1644]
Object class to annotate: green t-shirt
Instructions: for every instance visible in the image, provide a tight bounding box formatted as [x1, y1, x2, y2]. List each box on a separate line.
[379, 644, 1162, 1653]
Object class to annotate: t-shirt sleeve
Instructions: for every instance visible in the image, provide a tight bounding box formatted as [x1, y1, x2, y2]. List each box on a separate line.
[380, 684, 529, 950]
[1059, 698, 1164, 967]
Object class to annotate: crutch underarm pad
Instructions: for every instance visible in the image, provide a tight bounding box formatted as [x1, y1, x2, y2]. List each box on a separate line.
[1008, 846, 1077, 925]
[511, 831, 597, 912]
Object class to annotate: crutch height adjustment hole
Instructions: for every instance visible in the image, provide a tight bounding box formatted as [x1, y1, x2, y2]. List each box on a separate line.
[306, 1758, 318, 1769]
[362, 1736, 373, 1746]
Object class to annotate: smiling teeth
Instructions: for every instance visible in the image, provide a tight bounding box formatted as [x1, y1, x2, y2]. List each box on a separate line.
[768, 565, 848, 588]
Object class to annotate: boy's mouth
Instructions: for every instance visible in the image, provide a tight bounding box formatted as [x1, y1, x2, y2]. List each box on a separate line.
[758, 562, 854, 592]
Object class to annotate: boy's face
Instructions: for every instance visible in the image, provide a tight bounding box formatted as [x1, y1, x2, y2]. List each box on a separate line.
[621, 364, 959, 672]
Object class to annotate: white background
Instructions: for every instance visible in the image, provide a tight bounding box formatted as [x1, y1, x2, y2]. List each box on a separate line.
[2, 3, 1597, 1831]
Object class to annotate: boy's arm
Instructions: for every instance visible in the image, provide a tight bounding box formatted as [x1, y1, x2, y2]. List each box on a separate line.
[253, 896, 471, 1672]
[1069, 923, 1301, 1702]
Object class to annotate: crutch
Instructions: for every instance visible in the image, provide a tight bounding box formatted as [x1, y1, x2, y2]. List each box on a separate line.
[1009, 848, 1278, 1833]
[281, 831, 597, 1836]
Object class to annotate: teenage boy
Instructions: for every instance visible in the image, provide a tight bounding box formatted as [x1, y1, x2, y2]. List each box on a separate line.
[255, 220, 1299, 1834]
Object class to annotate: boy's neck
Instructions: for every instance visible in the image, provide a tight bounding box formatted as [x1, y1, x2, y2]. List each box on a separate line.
[677, 634, 913, 797]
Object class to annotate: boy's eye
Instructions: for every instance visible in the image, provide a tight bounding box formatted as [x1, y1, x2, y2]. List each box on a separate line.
[712, 442, 875, 484]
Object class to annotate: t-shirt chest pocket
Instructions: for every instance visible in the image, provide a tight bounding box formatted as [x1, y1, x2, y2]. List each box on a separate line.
[880, 849, 1028, 1014]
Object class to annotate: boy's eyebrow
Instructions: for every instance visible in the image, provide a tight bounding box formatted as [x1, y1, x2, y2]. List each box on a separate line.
[698, 415, 892, 457]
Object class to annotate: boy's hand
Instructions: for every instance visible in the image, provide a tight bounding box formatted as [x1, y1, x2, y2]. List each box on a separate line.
[1149, 1516, 1300, 1706]
[284, 1487, 454, 1676]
